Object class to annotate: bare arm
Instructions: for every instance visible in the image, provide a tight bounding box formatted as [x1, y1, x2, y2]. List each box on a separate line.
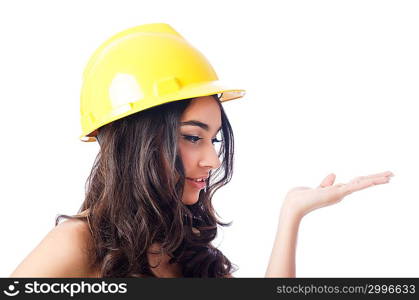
[265, 206, 301, 277]
[265, 171, 393, 277]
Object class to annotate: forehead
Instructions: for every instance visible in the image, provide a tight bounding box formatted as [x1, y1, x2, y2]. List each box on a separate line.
[180, 96, 222, 125]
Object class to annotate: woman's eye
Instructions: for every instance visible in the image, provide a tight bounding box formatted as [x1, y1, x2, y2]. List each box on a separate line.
[183, 135, 201, 143]
[182, 135, 223, 145]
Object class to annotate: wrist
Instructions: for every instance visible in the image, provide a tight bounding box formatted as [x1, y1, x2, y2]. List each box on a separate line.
[280, 200, 305, 222]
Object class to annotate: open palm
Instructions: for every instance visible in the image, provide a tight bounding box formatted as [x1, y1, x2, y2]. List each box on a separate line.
[283, 171, 394, 218]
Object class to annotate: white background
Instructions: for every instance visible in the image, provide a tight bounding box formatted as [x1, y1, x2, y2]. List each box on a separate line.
[1, 0, 418, 277]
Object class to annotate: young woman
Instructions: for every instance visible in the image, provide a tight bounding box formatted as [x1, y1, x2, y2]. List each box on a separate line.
[10, 23, 394, 278]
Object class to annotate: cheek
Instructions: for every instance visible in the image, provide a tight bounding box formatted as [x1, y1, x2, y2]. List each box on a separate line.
[178, 144, 197, 172]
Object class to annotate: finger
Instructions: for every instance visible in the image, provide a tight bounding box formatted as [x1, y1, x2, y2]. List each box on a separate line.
[319, 173, 336, 188]
[340, 176, 391, 196]
[348, 172, 394, 186]
[349, 173, 393, 186]
[364, 171, 394, 179]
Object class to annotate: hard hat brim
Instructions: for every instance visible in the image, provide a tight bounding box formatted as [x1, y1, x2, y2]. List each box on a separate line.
[80, 81, 245, 142]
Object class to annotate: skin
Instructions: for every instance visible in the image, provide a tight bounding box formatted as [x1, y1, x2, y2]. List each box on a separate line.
[176, 96, 395, 277]
[9, 95, 394, 278]
[265, 171, 394, 277]
[9, 96, 222, 278]
[178, 96, 222, 205]
[144, 95, 223, 276]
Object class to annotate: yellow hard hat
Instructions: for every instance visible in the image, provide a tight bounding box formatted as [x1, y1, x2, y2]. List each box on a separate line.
[80, 23, 246, 142]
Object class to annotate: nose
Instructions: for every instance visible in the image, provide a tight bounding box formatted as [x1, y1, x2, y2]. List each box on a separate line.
[198, 143, 221, 170]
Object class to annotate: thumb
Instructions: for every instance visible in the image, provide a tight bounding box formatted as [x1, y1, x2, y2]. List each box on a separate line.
[319, 173, 336, 188]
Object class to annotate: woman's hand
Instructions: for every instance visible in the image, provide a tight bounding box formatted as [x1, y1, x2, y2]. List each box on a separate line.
[266, 170, 394, 277]
[282, 171, 394, 219]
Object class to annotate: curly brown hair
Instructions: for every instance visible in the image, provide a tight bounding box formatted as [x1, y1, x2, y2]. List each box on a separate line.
[55, 94, 238, 277]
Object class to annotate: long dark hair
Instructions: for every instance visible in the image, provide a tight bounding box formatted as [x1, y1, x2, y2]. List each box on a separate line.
[56, 94, 238, 277]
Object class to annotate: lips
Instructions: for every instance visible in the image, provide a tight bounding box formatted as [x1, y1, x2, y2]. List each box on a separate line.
[186, 177, 207, 189]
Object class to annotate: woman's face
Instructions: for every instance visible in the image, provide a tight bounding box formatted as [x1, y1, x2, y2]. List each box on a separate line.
[178, 95, 222, 205]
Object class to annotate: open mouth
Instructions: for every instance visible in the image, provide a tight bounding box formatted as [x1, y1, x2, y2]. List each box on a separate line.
[186, 177, 207, 189]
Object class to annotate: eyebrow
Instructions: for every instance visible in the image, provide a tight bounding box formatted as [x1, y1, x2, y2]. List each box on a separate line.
[180, 120, 222, 132]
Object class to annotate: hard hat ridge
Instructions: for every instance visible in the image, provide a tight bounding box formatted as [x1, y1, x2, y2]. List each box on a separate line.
[80, 23, 245, 142]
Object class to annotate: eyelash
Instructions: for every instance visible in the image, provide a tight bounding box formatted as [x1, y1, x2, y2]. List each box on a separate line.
[182, 135, 222, 144]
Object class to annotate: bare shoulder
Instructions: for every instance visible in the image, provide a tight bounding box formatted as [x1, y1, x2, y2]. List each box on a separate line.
[10, 218, 96, 277]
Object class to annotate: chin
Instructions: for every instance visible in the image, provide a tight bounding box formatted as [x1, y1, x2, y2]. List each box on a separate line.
[182, 196, 199, 206]
[181, 190, 200, 205]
